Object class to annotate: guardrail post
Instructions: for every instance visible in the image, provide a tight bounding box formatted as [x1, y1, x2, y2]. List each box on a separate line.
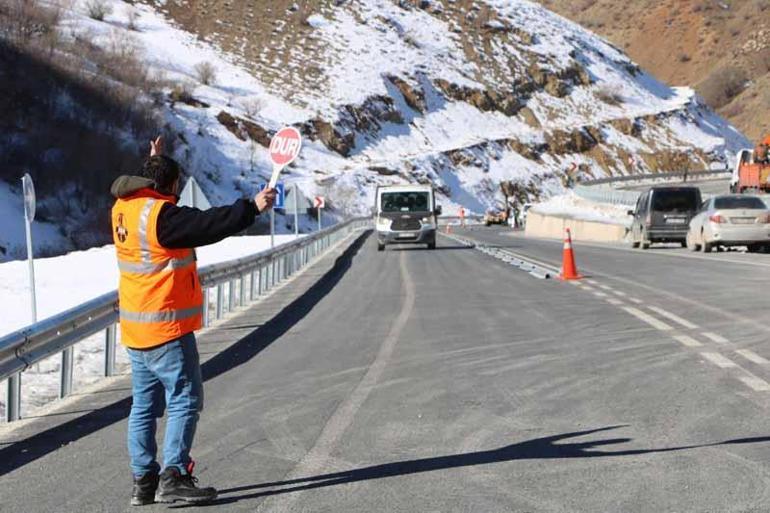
[216, 284, 224, 319]
[258, 267, 264, 296]
[239, 275, 246, 306]
[104, 324, 117, 377]
[228, 279, 236, 311]
[6, 373, 21, 422]
[250, 271, 256, 301]
[60, 347, 74, 398]
[202, 288, 210, 327]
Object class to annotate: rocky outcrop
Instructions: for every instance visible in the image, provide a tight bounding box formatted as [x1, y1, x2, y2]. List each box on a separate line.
[216, 111, 271, 146]
[545, 127, 603, 155]
[299, 118, 355, 157]
[386, 75, 426, 113]
[434, 79, 522, 116]
[527, 61, 592, 98]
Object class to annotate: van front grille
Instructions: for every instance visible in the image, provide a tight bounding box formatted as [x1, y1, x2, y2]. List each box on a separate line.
[391, 218, 421, 231]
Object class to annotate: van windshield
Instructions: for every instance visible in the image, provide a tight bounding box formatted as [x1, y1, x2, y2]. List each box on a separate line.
[381, 192, 431, 213]
[651, 190, 699, 213]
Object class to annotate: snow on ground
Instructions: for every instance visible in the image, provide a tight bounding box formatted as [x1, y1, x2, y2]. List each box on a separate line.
[0, 233, 301, 419]
[0, 182, 74, 262]
[531, 191, 633, 226]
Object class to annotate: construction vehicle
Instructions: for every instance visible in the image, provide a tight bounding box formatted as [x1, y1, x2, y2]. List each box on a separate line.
[730, 137, 770, 193]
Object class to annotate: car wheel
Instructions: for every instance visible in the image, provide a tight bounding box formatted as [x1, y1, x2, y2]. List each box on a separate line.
[427, 240, 436, 250]
[702, 241, 712, 253]
[377, 243, 385, 252]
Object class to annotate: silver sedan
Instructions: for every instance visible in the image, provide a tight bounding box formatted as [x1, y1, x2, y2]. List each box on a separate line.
[686, 195, 770, 253]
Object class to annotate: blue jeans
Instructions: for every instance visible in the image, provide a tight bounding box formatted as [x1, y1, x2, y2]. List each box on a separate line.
[126, 333, 203, 477]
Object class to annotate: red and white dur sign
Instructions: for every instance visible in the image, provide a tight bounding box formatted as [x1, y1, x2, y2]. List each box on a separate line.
[268, 127, 302, 188]
[314, 196, 325, 209]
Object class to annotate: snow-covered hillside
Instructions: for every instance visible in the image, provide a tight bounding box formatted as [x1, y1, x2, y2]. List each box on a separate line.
[0, 0, 750, 260]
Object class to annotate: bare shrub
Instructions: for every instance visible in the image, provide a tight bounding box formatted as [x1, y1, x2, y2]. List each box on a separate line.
[697, 66, 748, 109]
[239, 96, 266, 118]
[169, 80, 196, 104]
[2, 0, 62, 45]
[85, 0, 112, 21]
[194, 61, 217, 85]
[100, 30, 149, 90]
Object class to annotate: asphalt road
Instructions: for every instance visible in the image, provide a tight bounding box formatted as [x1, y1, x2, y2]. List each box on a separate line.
[5, 228, 770, 512]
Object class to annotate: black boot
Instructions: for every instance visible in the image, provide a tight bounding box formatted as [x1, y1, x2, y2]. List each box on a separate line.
[155, 463, 217, 504]
[131, 472, 159, 506]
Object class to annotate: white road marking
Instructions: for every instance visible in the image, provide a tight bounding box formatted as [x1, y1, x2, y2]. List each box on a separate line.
[627, 297, 644, 304]
[622, 307, 674, 331]
[673, 335, 703, 347]
[593, 291, 609, 298]
[585, 279, 598, 286]
[612, 290, 627, 297]
[647, 306, 699, 329]
[736, 349, 770, 365]
[606, 298, 624, 306]
[701, 352, 738, 368]
[598, 284, 614, 291]
[702, 332, 729, 344]
[581, 285, 596, 292]
[738, 376, 770, 392]
[256, 251, 415, 513]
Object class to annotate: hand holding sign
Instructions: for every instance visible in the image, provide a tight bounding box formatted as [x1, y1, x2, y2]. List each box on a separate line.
[268, 127, 302, 189]
[254, 187, 276, 212]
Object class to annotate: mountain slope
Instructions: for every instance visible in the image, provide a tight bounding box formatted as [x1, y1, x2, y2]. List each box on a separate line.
[534, 0, 770, 141]
[0, 0, 750, 260]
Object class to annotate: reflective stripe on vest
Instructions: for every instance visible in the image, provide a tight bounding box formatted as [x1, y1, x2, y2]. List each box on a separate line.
[119, 305, 203, 323]
[138, 198, 157, 265]
[117, 252, 196, 275]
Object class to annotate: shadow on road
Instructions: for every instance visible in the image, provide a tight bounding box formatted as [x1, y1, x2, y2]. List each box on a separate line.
[175, 425, 770, 508]
[0, 231, 371, 477]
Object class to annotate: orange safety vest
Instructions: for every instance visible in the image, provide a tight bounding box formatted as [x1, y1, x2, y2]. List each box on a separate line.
[112, 189, 203, 349]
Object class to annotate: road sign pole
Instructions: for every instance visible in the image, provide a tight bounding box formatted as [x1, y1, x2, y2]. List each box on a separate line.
[318, 207, 321, 232]
[25, 214, 37, 322]
[270, 208, 275, 248]
[294, 183, 299, 239]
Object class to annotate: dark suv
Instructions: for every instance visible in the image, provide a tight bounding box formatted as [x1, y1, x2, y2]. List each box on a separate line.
[628, 186, 702, 249]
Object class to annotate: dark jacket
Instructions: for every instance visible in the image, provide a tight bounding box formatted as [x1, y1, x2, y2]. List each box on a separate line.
[110, 176, 260, 248]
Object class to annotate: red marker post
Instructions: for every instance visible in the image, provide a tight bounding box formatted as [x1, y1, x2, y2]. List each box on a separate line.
[314, 196, 325, 232]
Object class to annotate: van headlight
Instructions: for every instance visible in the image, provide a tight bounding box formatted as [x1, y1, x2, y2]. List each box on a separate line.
[421, 217, 434, 227]
[377, 217, 391, 228]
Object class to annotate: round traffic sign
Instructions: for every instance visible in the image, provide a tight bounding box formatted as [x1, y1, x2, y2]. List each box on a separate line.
[269, 127, 302, 168]
[22, 173, 36, 222]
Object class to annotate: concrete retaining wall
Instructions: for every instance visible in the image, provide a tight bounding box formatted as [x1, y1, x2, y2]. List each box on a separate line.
[525, 211, 628, 243]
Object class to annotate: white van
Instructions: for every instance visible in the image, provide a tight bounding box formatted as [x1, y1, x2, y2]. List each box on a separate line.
[374, 185, 441, 251]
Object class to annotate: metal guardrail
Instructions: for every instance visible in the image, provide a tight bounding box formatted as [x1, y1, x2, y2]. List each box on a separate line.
[581, 168, 730, 186]
[573, 185, 641, 206]
[0, 217, 370, 422]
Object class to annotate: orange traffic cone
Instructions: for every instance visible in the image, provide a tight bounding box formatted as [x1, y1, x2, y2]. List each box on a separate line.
[559, 228, 583, 280]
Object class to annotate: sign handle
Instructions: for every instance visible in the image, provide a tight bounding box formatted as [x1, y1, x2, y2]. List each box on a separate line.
[268, 163, 283, 190]
[270, 208, 275, 248]
[293, 183, 299, 239]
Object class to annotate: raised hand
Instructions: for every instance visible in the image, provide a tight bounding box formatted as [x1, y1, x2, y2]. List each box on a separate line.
[150, 136, 164, 157]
